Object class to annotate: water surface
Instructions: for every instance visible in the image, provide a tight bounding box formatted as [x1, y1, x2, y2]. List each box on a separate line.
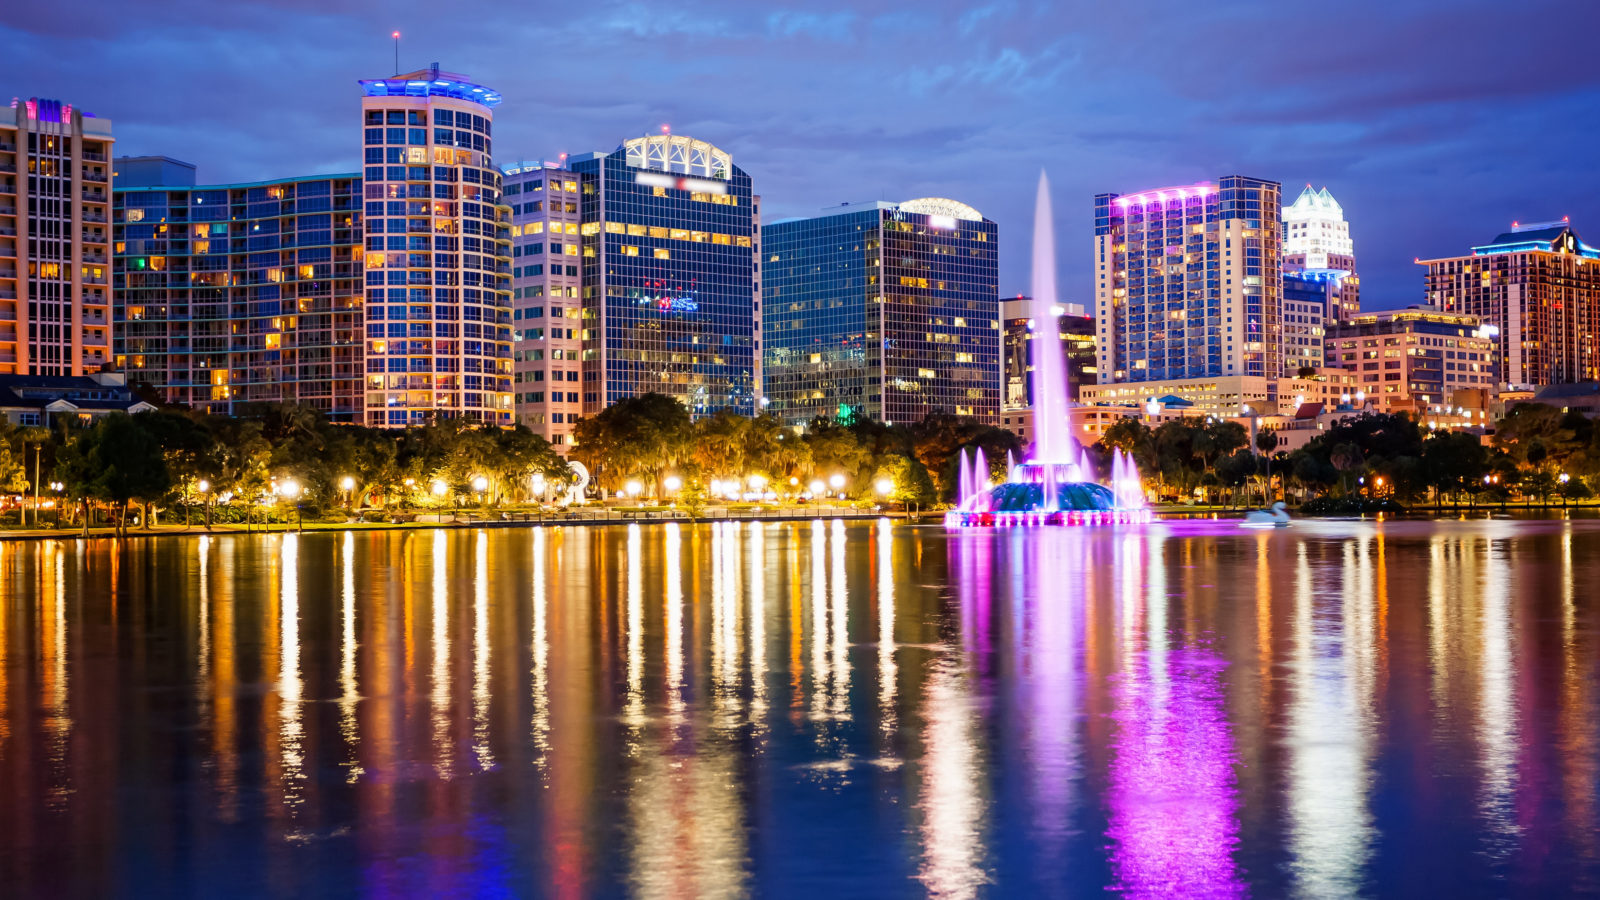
[1, 519, 1597, 898]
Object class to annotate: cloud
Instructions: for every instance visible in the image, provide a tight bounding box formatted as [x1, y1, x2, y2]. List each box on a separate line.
[4, 0, 1597, 305]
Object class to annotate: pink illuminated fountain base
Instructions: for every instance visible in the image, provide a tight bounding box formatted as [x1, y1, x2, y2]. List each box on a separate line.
[947, 174, 1150, 529]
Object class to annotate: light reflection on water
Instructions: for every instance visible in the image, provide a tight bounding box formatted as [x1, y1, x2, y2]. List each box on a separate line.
[1, 520, 1600, 897]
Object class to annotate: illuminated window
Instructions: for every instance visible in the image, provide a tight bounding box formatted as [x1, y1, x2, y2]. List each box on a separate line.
[654, 248, 670, 259]
[602, 221, 625, 234]
[628, 224, 647, 236]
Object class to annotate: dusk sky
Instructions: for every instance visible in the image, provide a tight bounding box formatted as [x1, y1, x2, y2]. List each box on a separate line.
[7, 0, 1598, 306]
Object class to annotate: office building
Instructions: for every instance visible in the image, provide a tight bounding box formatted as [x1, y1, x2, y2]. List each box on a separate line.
[1282, 271, 1334, 373]
[1283, 185, 1355, 272]
[1421, 220, 1600, 388]
[529, 133, 763, 422]
[1093, 176, 1283, 385]
[764, 198, 1000, 427]
[0, 98, 114, 377]
[1001, 297, 1093, 408]
[501, 160, 587, 446]
[1326, 307, 1497, 412]
[359, 65, 512, 427]
[113, 166, 365, 419]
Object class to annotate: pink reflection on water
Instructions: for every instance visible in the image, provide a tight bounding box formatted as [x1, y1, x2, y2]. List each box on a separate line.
[1106, 645, 1246, 898]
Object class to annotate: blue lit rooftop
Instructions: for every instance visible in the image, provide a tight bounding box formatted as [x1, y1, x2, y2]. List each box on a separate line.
[1470, 220, 1599, 259]
[359, 65, 500, 108]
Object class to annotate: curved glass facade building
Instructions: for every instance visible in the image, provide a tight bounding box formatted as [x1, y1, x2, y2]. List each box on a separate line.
[359, 65, 512, 427]
[763, 199, 1000, 427]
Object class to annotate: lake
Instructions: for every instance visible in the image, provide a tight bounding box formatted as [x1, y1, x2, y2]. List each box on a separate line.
[0, 518, 1597, 898]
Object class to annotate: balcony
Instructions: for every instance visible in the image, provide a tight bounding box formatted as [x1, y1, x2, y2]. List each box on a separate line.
[82, 212, 107, 223]
[82, 191, 108, 204]
[81, 170, 108, 184]
[82, 151, 107, 162]
[0, 163, 15, 174]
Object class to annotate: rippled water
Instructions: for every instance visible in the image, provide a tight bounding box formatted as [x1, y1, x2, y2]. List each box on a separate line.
[1, 519, 1598, 898]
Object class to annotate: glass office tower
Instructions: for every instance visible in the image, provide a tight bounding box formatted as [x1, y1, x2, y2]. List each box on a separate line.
[1094, 176, 1282, 383]
[561, 134, 759, 418]
[358, 65, 512, 427]
[764, 198, 1000, 427]
[112, 169, 364, 419]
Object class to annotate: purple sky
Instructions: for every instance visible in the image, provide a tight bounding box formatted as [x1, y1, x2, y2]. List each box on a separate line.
[7, 0, 1598, 307]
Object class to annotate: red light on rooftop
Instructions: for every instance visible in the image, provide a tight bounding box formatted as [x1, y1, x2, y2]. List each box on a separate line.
[1513, 221, 1519, 228]
[391, 30, 400, 38]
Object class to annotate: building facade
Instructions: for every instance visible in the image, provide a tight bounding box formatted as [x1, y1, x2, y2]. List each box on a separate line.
[1283, 271, 1333, 373]
[113, 168, 365, 419]
[358, 66, 512, 427]
[501, 161, 586, 446]
[1283, 185, 1355, 273]
[1326, 307, 1497, 412]
[553, 134, 761, 422]
[1094, 176, 1283, 385]
[1420, 221, 1600, 389]
[764, 198, 1000, 427]
[1000, 297, 1093, 408]
[0, 98, 114, 377]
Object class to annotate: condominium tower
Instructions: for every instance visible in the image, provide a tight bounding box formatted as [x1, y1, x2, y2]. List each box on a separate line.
[113, 162, 365, 419]
[764, 198, 1000, 427]
[1093, 176, 1283, 383]
[358, 66, 512, 427]
[1420, 219, 1600, 388]
[0, 98, 114, 376]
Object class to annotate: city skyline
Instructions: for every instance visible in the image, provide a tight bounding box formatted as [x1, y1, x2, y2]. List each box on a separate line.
[7, 0, 1597, 310]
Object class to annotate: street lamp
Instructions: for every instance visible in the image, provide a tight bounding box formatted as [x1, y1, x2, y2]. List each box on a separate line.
[829, 473, 846, 500]
[875, 478, 893, 496]
[339, 475, 356, 511]
[625, 480, 643, 505]
[807, 479, 824, 499]
[279, 478, 303, 532]
[663, 475, 683, 493]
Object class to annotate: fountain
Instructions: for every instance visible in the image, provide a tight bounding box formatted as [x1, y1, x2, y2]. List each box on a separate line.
[945, 173, 1152, 528]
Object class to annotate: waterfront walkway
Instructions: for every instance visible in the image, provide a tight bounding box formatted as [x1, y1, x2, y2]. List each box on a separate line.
[0, 505, 917, 541]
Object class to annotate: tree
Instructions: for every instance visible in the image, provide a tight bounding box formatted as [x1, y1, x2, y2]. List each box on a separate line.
[875, 453, 936, 507]
[56, 414, 171, 535]
[571, 393, 691, 496]
[1421, 431, 1487, 507]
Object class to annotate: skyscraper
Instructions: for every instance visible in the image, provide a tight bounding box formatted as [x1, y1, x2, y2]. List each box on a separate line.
[0, 98, 115, 376]
[1093, 176, 1282, 384]
[1283, 185, 1354, 272]
[358, 66, 512, 427]
[1001, 297, 1093, 408]
[112, 163, 365, 419]
[502, 161, 587, 447]
[1282, 184, 1359, 323]
[763, 198, 1000, 427]
[1421, 219, 1600, 388]
[562, 133, 760, 420]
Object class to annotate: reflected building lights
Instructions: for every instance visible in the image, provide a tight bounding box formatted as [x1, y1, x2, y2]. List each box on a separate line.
[665, 523, 685, 719]
[829, 519, 850, 721]
[431, 529, 454, 777]
[877, 518, 896, 737]
[1478, 539, 1520, 854]
[748, 522, 768, 733]
[472, 530, 494, 770]
[916, 657, 989, 899]
[278, 534, 305, 807]
[340, 532, 362, 780]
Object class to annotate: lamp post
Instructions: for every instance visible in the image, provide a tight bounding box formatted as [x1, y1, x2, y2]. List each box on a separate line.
[625, 480, 643, 507]
[828, 473, 846, 500]
[279, 478, 302, 532]
[197, 479, 212, 531]
[339, 475, 356, 511]
[471, 474, 490, 510]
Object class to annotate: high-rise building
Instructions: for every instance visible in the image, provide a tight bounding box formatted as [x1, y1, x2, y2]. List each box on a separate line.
[763, 198, 1000, 427]
[1283, 185, 1355, 272]
[358, 66, 512, 427]
[1325, 308, 1497, 411]
[501, 160, 587, 447]
[1420, 220, 1600, 388]
[112, 164, 365, 419]
[541, 134, 763, 421]
[1282, 183, 1359, 325]
[0, 98, 115, 376]
[1001, 297, 1093, 408]
[1282, 271, 1334, 373]
[1094, 176, 1283, 384]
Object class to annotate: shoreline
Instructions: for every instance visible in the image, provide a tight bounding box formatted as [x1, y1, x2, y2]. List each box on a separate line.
[0, 503, 1593, 542]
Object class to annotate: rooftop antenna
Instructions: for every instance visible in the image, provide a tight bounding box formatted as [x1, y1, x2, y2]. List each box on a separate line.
[391, 31, 400, 75]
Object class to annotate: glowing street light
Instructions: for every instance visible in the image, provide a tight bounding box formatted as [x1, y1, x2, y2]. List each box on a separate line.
[196, 479, 210, 494]
[828, 474, 846, 490]
[431, 479, 449, 497]
[874, 478, 893, 496]
[471, 475, 490, 493]
[663, 475, 683, 493]
[748, 474, 767, 490]
[279, 479, 303, 532]
[808, 479, 825, 497]
[339, 476, 356, 491]
[625, 480, 643, 498]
